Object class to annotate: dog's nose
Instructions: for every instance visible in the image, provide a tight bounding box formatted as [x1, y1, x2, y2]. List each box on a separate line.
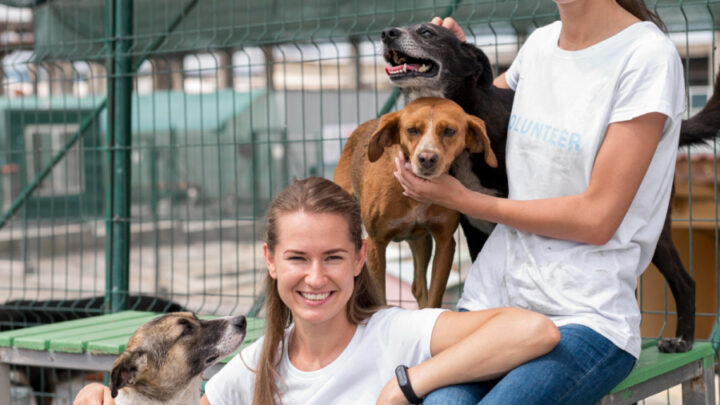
[418, 152, 438, 170]
[233, 315, 246, 332]
[381, 27, 401, 43]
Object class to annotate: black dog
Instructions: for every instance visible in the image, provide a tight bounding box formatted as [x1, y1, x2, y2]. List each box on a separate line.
[381, 22, 720, 353]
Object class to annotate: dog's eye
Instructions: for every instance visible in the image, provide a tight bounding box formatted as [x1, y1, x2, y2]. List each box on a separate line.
[419, 28, 434, 37]
[406, 127, 420, 136]
[443, 128, 457, 137]
[180, 322, 194, 337]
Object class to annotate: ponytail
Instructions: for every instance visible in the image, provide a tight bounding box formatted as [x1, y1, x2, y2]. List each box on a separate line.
[617, 0, 667, 32]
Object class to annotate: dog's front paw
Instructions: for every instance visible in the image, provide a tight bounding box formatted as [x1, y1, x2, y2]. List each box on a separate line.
[657, 337, 694, 353]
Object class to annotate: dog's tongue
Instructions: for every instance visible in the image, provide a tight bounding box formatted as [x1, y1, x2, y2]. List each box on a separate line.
[385, 63, 421, 75]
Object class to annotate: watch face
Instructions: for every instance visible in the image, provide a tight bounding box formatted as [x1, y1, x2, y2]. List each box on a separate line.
[396, 367, 409, 385]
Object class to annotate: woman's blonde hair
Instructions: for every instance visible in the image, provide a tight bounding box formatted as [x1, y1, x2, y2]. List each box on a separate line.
[252, 177, 383, 404]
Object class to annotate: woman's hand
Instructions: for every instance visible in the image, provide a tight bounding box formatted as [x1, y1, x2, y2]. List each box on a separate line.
[430, 16, 465, 42]
[72, 383, 114, 405]
[393, 152, 465, 208]
[376, 376, 410, 405]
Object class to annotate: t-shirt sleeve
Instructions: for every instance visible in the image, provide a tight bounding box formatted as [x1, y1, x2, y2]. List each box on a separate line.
[504, 43, 525, 91]
[377, 307, 446, 361]
[609, 40, 686, 126]
[204, 339, 262, 405]
[504, 24, 548, 91]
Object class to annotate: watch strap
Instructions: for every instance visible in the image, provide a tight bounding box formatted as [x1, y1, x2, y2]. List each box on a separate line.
[394, 365, 422, 404]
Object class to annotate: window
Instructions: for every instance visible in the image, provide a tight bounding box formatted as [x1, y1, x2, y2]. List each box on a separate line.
[24, 124, 84, 196]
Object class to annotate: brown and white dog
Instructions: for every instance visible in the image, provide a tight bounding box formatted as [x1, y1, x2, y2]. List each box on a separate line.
[334, 97, 496, 308]
[109, 312, 246, 404]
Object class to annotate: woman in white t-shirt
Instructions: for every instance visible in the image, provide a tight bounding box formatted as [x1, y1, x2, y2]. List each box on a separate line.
[73, 177, 559, 405]
[397, 2, 685, 404]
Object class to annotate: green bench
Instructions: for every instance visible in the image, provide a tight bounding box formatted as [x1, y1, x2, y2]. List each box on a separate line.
[600, 340, 716, 405]
[0, 311, 716, 404]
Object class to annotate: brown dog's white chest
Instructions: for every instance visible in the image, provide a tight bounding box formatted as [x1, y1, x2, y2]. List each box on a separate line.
[385, 202, 457, 241]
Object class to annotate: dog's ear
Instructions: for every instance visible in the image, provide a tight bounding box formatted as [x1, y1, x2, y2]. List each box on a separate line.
[466, 115, 498, 168]
[461, 43, 494, 89]
[110, 349, 147, 398]
[368, 111, 401, 162]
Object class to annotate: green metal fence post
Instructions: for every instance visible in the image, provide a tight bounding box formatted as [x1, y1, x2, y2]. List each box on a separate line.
[110, 0, 133, 312]
[104, 0, 116, 313]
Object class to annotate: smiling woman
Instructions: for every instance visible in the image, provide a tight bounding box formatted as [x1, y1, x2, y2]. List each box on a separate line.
[201, 177, 559, 405]
[71, 177, 559, 405]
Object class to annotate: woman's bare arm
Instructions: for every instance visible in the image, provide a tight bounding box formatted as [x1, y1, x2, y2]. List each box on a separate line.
[394, 112, 667, 245]
[376, 307, 559, 404]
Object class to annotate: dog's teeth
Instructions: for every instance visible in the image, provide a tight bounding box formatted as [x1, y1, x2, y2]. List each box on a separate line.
[403, 63, 407, 73]
[418, 64, 429, 73]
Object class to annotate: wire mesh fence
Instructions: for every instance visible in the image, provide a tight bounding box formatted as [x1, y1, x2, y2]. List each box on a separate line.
[0, 0, 718, 403]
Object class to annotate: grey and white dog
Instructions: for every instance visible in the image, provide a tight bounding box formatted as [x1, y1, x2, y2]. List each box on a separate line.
[110, 312, 246, 404]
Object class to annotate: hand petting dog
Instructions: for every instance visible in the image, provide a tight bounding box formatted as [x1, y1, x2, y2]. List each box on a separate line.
[430, 16, 465, 42]
[394, 151, 466, 209]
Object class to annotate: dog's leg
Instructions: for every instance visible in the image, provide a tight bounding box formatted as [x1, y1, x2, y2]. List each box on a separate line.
[408, 234, 433, 308]
[367, 238, 390, 305]
[653, 204, 695, 353]
[426, 226, 457, 308]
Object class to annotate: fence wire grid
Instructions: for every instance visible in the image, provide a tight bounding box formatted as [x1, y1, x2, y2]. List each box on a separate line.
[0, 0, 718, 402]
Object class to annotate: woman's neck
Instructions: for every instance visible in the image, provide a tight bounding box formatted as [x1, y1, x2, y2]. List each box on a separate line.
[556, 0, 641, 51]
[288, 316, 358, 372]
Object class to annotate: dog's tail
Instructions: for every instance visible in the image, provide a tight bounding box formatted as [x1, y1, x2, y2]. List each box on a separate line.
[680, 66, 720, 147]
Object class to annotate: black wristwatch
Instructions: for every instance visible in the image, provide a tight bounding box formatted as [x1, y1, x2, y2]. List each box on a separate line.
[395, 365, 422, 404]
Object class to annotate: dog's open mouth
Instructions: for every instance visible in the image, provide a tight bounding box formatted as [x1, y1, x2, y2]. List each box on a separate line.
[384, 49, 438, 79]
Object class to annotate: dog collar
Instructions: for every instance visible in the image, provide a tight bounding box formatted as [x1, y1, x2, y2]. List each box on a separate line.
[395, 365, 422, 404]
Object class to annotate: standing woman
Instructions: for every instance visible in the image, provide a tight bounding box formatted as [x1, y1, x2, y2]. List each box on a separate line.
[398, 1, 685, 404]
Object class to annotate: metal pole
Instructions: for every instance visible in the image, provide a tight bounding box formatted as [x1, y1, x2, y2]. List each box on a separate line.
[150, 140, 159, 295]
[104, 0, 116, 313]
[110, 0, 133, 313]
[0, 363, 10, 405]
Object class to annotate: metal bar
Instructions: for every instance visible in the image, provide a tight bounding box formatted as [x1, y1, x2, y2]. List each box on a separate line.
[599, 359, 707, 405]
[109, 0, 133, 313]
[105, 0, 116, 314]
[0, 348, 115, 372]
[103, 0, 200, 313]
[130, 0, 200, 73]
[681, 363, 716, 405]
[0, 363, 9, 405]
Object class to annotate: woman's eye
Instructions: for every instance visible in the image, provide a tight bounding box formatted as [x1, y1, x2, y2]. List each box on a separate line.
[288, 256, 305, 261]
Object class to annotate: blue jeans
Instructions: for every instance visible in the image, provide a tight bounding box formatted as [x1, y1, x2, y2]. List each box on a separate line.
[423, 323, 636, 405]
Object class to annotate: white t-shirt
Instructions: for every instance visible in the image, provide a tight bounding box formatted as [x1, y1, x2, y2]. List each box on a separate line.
[205, 307, 445, 405]
[458, 21, 685, 358]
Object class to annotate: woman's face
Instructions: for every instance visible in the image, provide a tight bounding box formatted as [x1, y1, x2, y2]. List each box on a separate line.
[264, 211, 367, 328]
